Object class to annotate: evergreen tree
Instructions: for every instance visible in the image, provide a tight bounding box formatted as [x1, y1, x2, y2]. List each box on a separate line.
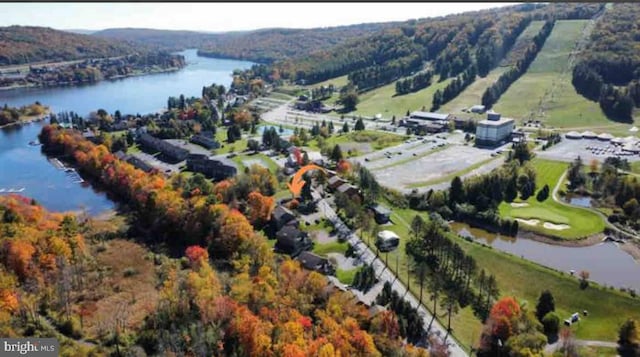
[331, 144, 344, 162]
[535, 290, 556, 322]
[342, 121, 349, 133]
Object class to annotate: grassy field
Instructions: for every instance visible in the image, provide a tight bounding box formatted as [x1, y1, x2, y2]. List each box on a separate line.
[499, 158, 605, 239]
[214, 128, 248, 154]
[439, 21, 546, 114]
[362, 203, 640, 351]
[230, 153, 279, 174]
[493, 20, 639, 131]
[304, 130, 407, 155]
[266, 91, 295, 101]
[347, 76, 453, 119]
[311, 74, 349, 89]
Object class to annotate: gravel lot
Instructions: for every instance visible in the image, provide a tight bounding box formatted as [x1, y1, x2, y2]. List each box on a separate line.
[536, 138, 640, 163]
[367, 144, 496, 191]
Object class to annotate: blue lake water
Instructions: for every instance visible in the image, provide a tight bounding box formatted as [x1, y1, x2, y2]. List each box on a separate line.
[0, 50, 253, 214]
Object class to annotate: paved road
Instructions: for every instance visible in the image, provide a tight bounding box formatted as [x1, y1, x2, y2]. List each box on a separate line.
[544, 338, 618, 355]
[314, 191, 469, 357]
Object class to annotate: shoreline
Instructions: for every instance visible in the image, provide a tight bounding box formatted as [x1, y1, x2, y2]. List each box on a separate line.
[0, 111, 51, 129]
[621, 240, 640, 261]
[517, 229, 606, 247]
[0, 66, 183, 92]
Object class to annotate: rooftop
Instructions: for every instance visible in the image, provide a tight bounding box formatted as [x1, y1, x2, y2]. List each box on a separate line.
[377, 230, 399, 240]
[478, 117, 515, 126]
[409, 111, 450, 121]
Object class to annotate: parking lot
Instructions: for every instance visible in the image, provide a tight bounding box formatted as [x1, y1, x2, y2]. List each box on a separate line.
[366, 144, 498, 191]
[536, 138, 640, 163]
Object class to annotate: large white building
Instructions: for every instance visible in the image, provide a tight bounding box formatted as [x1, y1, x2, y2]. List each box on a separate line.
[475, 112, 515, 147]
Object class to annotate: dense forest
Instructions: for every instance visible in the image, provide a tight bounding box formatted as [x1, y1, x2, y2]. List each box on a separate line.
[0, 26, 143, 65]
[572, 3, 640, 122]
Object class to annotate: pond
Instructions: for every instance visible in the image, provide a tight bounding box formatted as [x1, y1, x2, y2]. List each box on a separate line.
[452, 223, 640, 292]
[568, 195, 593, 208]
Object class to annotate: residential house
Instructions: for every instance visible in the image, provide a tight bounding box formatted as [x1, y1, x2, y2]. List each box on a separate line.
[271, 205, 297, 231]
[336, 183, 362, 200]
[274, 225, 313, 257]
[296, 251, 336, 275]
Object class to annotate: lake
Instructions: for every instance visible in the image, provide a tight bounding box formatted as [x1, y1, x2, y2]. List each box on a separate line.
[0, 50, 253, 214]
[453, 223, 640, 292]
[1, 49, 254, 115]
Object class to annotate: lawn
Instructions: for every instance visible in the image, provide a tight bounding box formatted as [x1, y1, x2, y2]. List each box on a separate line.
[362, 203, 640, 351]
[231, 153, 279, 174]
[348, 76, 453, 118]
[305, 130, 407, 154]
[492, 20, 639, 130]
[336, 267, 361, 285]
[214, 128, 248, 154]
[499, 158, 605, 239]
[312, 241, 349, 256]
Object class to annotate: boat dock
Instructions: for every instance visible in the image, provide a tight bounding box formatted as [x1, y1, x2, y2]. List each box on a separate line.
[0, 187, 26, 194]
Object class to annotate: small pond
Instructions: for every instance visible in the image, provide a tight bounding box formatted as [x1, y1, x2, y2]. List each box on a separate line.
[452, 222, 640, 292]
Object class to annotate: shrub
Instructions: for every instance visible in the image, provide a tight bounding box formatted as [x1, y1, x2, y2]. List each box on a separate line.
[123, 267, 138, 277]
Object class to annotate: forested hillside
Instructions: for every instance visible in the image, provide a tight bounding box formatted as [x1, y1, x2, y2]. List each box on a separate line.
[94, 23, 402, 64]
[93, 28, 219, 52]
[572, 3, 640, 122]
[0, 26, 142, 65]
[271, 2, 604, 89]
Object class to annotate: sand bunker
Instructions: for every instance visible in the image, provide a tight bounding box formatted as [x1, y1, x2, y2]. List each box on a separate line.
[515, 218, 539, 226]
[511, 202, 529, 208]
[543, 222, 570, 230]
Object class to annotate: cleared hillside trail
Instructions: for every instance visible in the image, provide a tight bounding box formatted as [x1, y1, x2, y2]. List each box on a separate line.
[534, 5, 607, 123]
